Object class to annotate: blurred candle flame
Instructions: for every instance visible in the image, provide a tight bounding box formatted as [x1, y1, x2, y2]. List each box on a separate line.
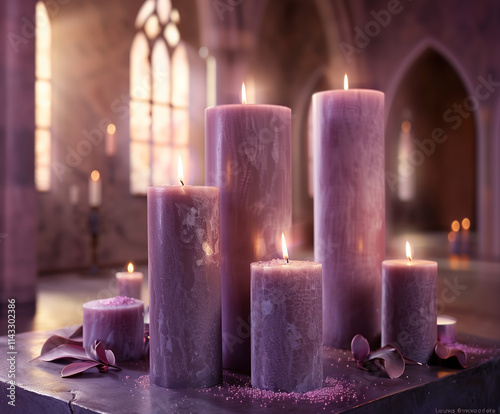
[127, 262, 134, 273]
[451, 220, 460, 232]
[406, 241, 412, 262]
[178, 154, 184, 186]
[242, 83, 247, 104]
[90, 170, 100, 181]
[344, 74, 349, 91]
[282, 233, 289, 263]
[461, 218, 470, 230]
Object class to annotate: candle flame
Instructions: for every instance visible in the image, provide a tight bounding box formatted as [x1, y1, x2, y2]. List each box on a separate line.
[344, 74, 349, 91]
[451, 220, 460, 232]
[178, 154, 184, 186]
[461, 218, 470, 230]
[90, 170, 100, 181]
[242, 83, 247, 104]
[127, 262, 134, 273]
[106, 123, 116, 134]
[406, 241, 412, 262]
[282, 233, 289, 263]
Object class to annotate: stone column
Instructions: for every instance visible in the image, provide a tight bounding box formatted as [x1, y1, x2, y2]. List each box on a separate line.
[0, 0, 37, 304]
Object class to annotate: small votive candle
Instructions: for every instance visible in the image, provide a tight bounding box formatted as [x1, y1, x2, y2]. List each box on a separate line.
[116, 262, 143, 299]
[437, 315, 457, 344]
[83, 296, 144, 361]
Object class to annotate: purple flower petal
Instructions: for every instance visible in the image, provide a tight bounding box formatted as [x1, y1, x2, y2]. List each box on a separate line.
[40, 335, 83, 356]
[105, 350, 115, 366]
[435, 342, 467, 368]
[34, 344, 94, 363]
[351, 334, 370, 362]
[94, 341, 109, 365]
[367, 345, 405, 379]
[61, 361, 101, 377]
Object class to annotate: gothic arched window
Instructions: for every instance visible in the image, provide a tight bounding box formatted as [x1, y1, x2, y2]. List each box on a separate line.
[35, 1, 52, 192]
[130, 0, 189, 194]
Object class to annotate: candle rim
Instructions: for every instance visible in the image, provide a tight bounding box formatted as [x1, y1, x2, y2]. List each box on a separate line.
[251, 258, 322, 268]
[313, 88, 384, 98]
[146, 184, 220, 191]
[382, 259, 437, 266]
[205, 103, 291, 111]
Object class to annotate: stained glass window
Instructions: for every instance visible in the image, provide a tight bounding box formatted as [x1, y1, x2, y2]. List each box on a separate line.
[130, 0, 189, 194]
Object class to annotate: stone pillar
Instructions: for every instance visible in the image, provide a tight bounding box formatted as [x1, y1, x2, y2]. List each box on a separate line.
[0, 0, 37, 304]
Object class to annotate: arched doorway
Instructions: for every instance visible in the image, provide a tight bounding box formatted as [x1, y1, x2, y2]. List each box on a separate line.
[386, 48, 476, 253]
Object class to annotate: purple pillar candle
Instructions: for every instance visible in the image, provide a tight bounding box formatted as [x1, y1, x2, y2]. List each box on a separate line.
[382, 243, 437, 363]
[116, 263, 143, 300]
[83, 296, 144, 361]
[206, 95, 291, 371]
[147, 173, 221, 388]
[313, 78, 384, 349]
[251, 236, 322, 392]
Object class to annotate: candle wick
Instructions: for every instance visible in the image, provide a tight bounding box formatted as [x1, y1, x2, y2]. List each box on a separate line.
[180, 179, 184, 186]
[408, 257, 412, 262]
[286, 258, 289, 264]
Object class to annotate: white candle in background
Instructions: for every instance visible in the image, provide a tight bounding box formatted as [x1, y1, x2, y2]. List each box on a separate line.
[88, 170, 102, 207]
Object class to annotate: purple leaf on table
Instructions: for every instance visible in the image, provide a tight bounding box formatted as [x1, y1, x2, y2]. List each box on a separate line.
[435, 341, 467, 368]
[34, 344, 93, 363]
[368, 345, 405, 379]
[61, 361, 101, 378]
[351, 334, 370, 362]
[40, 335, 83, 356]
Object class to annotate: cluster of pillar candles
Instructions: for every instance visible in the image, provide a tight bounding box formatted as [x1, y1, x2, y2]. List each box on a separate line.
[82, 77, 442, 393]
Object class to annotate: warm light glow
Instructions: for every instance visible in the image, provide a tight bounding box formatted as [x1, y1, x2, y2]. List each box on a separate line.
[451, 220, 460, 232]
[448, 231, 457, 243]
[90, 170, 100, 181]
[242, 83, 247, 104]
[406, 241, 412, 262]
[401, 120, 411, 133]
[178, 154, 184, 185]
[127, 262, 134, 273]
[461, 218, 470, 230]
[282, 233, 289, 263]
[344, 74, 348, 90]
[107, 123, 116, 134]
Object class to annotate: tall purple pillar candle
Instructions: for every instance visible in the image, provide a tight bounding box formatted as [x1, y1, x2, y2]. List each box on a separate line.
[382, 243, 437, 363]
[147, 179, 221, 388]
[313, 80, 384, 349]
[83, 296, 144, 362]
[251, 249, 322, 392]
[206, 99, 291, 371]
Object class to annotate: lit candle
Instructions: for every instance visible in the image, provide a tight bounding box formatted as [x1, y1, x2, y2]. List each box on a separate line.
[88, 170, 102, 207]
[382, 242, 437, 363]
[251, 234, 322, 392]
[206, 84, 292, 371]
[437, 315, 457, 344]
[83, 296, 144, 361]
[313, 75, 384, 349]
[116, 262, 143, 300]
[148, 155, 221, 388]
[105, 123, 116, 156]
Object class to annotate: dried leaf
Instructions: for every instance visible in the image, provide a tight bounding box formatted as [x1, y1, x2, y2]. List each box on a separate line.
[368, 345, 405, 379]
[351, 334, 370, 362]
[61, 361, 100, 378]
[40, 335, 83, 356]
[34, 344, 93, 363]
[68, 325, 83, 341]
[435, 342, 467, 368]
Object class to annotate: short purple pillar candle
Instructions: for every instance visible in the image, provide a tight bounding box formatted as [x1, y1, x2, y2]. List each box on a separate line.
[147, 183, 221, 388]
[313, 83, 384, 349]
[251, 248, 322, 392]
[382, 244, 437, 363]
[83, 296, 144, 362]
[116, 263, 143, 300]
[206, 101, 292, 371]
